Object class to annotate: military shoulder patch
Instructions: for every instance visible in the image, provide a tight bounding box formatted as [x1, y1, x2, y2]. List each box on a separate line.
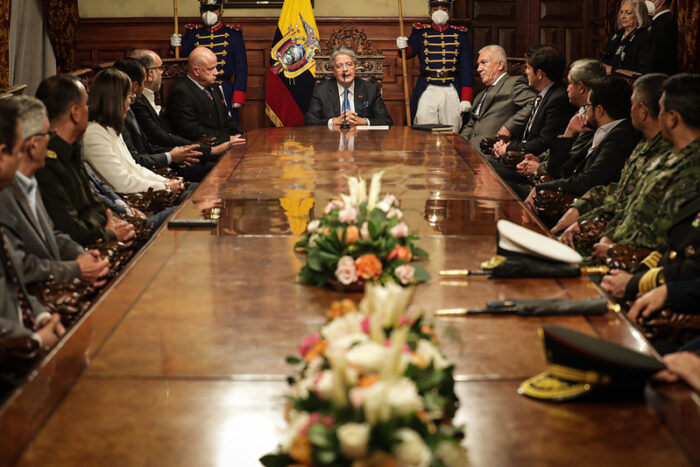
[413, 22, 430, 29]
[229, 24, 242, 31]
[185, 23, 197, 30]
[46, 150, 58, 159]
[453, 25, 468, 32]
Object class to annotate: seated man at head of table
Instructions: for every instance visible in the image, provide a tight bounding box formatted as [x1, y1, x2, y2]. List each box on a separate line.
[304, 45, 393, 128]
[460, 44, 536, 151]
[0, 99, 64, 348]
[0, 96, 109, 287]
[34, 74, 136, 247]
[166, 47, 245, 145]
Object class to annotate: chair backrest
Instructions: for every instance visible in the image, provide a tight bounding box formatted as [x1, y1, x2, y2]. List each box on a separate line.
[507, 57, 527, 76]
[159, 58, 189, 110]
[313, 21, 385, 90]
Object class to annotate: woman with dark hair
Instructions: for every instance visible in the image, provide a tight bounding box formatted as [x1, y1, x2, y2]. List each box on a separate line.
[82, 68, 183, 194]
[600, 0, 653, 75]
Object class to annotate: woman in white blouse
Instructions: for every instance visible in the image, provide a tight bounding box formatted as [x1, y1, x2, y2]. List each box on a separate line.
[82, 68, 183, 194]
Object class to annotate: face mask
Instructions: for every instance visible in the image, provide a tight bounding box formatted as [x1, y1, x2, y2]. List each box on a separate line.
[202, 11, 219, 27]
[431, 9, 449, 26]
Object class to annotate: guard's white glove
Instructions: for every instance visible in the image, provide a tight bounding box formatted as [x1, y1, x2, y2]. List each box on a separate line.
[170, 34, 182, 48]
[459, 100, 472, 113]
[232, 103, 242, 109]
[396, 36, 408, 50]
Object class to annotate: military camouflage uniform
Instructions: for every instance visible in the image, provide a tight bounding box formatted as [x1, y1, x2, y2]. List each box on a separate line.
[573, 133, 673, 222]
[604, 136, 700, 250]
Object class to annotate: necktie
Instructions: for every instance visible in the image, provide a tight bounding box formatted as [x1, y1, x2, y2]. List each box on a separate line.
[522, 94, 543, 142]
[204, 86, 214, 102]
[343, 88, 350, 113]
[474, 85, 494, 117]
[0, 226, 36, 330]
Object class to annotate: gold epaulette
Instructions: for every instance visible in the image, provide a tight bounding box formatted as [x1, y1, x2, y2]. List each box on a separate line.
[640, 251, 663, 269]
[413, 22, 430, 29]
[452, 25, 468, 32]
[639, 267, 665, 294]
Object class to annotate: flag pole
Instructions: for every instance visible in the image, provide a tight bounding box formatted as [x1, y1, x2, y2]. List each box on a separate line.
[398, 0, 411, 126]
[173, 0, 180, 58]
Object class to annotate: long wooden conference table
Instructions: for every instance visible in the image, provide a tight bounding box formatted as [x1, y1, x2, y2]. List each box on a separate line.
[2, 127, 698, 466]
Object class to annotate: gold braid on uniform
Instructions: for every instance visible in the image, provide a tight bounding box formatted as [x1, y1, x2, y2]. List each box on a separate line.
[638, 267, 665, 294]
[640, 251, 663, 269]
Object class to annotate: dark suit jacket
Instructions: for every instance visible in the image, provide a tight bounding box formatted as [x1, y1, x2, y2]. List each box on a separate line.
[461, 74, 536, 149]
[304, 78, 393, 127]
[166, 77, 242, 145]
[601, 28, 653, 74]
[131, 95, 212, 159]
[507, 82, 576, 156]
[651, 12, 678, 75]
[122, 109, 170, 169]
[0, 178, 84, 285]
[538, 118, 640, 196]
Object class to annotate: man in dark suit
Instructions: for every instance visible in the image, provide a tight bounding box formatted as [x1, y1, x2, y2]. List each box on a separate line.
[460, 44, 536, 151]
[305, 45, 392, 127]
[166, 47, 245, 145]
[0, 97, 109, 287]
[0, 99, 64, 346]
[525, 75, 640, 206]
[129, 50, 235, 158]
[650, 0, 678, 75]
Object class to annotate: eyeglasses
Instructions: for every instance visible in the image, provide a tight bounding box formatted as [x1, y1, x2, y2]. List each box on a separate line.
[128, 94, 137, 104]
[334, 62, 355, 70]
[581, 103, 591, 112]
[28, 129, 56, 140]
[149, 65, 164, 71]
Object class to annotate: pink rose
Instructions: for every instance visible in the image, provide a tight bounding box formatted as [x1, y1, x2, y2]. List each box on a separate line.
[299, 333, 321, 356]
[387, 207, 403, 219]
[361, 317, 370, 334]
[394, 264, 415, 285]
[338, 206, 359, 224]
[390, 222, 409, 238]
[360, 222, 371, 240]
[324, 199, 344, 215]
[335, 255, 358, 285]
[383, 194, 397, 207]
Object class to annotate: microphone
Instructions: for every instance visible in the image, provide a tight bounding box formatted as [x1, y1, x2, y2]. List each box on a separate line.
[340, 70, 350, 130]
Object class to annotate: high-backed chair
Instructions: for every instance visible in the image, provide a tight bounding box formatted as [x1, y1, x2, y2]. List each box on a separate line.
[313, 21, 385, 90]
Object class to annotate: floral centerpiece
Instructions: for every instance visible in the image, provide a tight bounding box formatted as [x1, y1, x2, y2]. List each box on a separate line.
[260, 283, 470, 467]
[295, 172, 430, 289]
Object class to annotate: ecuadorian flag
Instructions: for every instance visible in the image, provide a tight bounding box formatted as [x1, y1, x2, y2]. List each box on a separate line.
[265, 0, 320, 127]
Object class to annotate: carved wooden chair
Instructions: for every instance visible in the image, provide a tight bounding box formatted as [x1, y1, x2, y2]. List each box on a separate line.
[159, 58, 189, 109]
[507, 57, 527, 76]
[313, 21, 385, 90]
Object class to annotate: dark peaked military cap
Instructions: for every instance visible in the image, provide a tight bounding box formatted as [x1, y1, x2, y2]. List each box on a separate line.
[519, 324, 665, 401]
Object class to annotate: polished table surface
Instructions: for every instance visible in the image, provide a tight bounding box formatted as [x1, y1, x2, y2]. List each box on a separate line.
[2, 127, 696, 466]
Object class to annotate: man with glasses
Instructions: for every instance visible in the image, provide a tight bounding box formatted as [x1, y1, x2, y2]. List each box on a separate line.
[0, 96, 110, 287]
[304, 45, 392, 127]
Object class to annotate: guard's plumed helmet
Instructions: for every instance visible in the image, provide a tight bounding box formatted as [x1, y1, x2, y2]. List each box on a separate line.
[428, 0, 453, 7]
[199, 0, 222, 10]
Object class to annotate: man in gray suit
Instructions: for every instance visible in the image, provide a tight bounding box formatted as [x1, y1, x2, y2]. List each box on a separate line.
[0, 97, 110, 287]
[461, 45, 535, 151]
[0, 99, 64, 347]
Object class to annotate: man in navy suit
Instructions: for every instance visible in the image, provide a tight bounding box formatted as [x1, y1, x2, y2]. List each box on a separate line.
[304, 46, 392, 128]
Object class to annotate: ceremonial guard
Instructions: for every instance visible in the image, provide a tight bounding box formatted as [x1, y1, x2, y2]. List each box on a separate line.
[171, 0, 248, 119]
[396, 0, 473, 131]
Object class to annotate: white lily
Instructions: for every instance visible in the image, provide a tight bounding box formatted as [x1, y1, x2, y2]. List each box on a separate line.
[367, 170, 385, 210]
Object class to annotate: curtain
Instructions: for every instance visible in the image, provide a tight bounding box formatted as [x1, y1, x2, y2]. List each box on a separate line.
[675, 0, 699, 73]
[10, 0, 56, 95]
[43, 0, 79, 73]
[0, 0, 10, 87]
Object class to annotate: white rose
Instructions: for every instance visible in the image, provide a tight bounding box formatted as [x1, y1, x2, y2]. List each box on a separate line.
[435, 440, 470, 467]
[337, 423, 371, 459]
[383, 193, 397, 207]
[328, 332, 369, 353]
[387, 207, 403, 219]
[324, 199, 344, 215]
[415, 339, 448, 370]
[394, 264, 415, 285]
[387, 378, 423, 416]
[335, 255, 358, 285]
[306, 219, 320, 233]
[346, 341, 388, 373]
[375, 200, 392, 212]
[348, 385, 370, 408]
[393, 428, 432, 467]
[308, 233, 319, 248]
[390, 222, 409, 238]
[360, 221, 371, 240]
[338, 205, 359, 224]
[314, 370, 335, 398]
[321, 312, 364, 341]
